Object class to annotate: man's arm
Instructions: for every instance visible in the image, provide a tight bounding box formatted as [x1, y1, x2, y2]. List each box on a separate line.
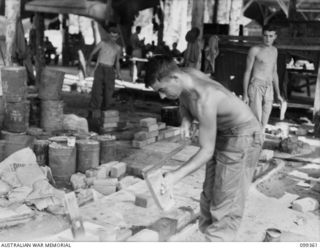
[115, 46, 122, 79]
[243, 47, 257, 104]
[179, 101, 193, 138]
[166, 100, 216, 185]
[272, 50, 283, 103]
[87, 42, 102, 65]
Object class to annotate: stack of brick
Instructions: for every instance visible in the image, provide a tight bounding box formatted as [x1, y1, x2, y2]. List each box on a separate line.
[132, 118, 166, 148]
[70, 161, 129, 196]
[157, 126, 181, 141]
[101, 110, 120, 133]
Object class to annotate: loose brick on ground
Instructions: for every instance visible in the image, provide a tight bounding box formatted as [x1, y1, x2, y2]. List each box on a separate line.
[110, 162, 127, 178]
[140, 118, 157, 127]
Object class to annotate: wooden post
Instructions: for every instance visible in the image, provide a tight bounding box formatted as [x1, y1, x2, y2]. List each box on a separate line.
[5, 0, 21, 66]
[192, 0, 205, 38]
[313, 55, 320, 138]
[216, 0, 232, 24]
[35, 13, 45, 87]
[62, 14, 70, 66]
[229, 0, 243, 36]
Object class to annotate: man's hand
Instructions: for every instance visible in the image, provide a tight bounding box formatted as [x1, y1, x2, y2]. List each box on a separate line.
[116, 74, 122, 81]
[276, 95, 284, 104]
[180, 120, 191, 139]
[243, 95, 249, 104]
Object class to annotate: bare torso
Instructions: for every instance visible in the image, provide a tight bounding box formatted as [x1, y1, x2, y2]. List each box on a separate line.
[180, 69, 255, 130]
[97, 41, 120, 66]
[251, 45, 277, 82]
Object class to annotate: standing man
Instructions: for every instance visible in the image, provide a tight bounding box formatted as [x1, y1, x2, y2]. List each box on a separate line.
[145, 55, 263, 241]
[87, 27, 122, 117]
[243, 25, 283, 130]
[130, 26, 145, 79]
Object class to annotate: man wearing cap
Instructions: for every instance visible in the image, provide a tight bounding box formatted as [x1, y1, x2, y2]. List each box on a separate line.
[87, 27, 122, 115]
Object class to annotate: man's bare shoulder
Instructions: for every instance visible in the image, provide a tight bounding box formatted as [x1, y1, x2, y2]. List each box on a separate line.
[248, 45, 262, 56]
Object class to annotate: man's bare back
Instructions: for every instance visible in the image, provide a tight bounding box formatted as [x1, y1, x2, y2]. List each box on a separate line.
[179, 69, 255, 130]
[250, 45, 277, 82]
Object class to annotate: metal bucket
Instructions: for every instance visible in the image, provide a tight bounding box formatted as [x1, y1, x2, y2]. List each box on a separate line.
[1, 67, 27, 102]
[3, 101, 30, 133]
[41, 100, 64, 132]
[76, 139, 100, 173]
[161, 106, 181, 127]
[1, 130, 34, 158]
[39, 68, 64, 100]
[49, 142, 76, 182]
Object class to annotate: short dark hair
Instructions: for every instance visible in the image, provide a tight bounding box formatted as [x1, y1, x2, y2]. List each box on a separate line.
[262, 25, 277, 33]
[144, 55, 179, 88]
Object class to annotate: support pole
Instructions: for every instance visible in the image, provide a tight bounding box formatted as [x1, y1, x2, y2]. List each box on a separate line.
[192, 0, 205, 38]
[5, 0, 21, 66]
[229, 0, 243, 36]
[313, 55, 320, 138]
[35, 13, 45, 87]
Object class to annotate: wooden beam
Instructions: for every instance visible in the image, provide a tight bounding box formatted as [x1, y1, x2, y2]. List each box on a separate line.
[243, 0, 255, 13]
[277, 0, 289, 17]
[314, 55, 320, 137]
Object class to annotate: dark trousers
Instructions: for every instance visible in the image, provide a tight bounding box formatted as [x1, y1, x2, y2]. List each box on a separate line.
[89, 64, 115, 111]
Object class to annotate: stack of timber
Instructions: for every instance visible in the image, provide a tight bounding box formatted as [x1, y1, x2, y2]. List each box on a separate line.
[100, 110, 121, 133]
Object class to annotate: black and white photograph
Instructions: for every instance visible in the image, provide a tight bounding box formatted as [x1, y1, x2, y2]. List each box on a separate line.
[0, 0, 319, 247]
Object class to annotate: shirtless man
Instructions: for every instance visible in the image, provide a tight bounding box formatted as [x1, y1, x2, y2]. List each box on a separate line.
[87, 27, 122, 113]
[145, 55, 263, 241]
[243, 25, 283, 130]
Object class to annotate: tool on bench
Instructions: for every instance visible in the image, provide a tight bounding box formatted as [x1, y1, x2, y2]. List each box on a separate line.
[143, 140, 191, 211]
[64, 192, 85, 239]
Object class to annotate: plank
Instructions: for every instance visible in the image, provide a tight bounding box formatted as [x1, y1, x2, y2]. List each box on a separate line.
[171, 145, 199, 162]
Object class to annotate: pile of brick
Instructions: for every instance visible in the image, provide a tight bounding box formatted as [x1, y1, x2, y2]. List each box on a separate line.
[132, 117, 181, 148]
[70, 161, 141, 196]
[101, 110, 120, 133]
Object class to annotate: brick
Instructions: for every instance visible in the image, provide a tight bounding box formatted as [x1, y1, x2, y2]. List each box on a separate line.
[134, 130, 159, 141]
[103, 116, 120, 124]
[70, 173, 86, 190]
[157, 122, 166, 130]
[134, 131, 149, 141]
[92, 184, 117, 196]
[110, 162, 127, 178]
[118, 176, 142, 190]
[85, 168, 98, 178]
[139, 118, 157, 127]
[157, 130, 166, 141]
[126, 229, 159, 242]
[141, 124, 159, 132]
[132, 140, 148, 148]
[149, 217, 178, 241]
[96, 161, 119, 178]
[85, 177, 95, 186]
[259, 149, 274, 162]
[134, 193, 154, 208]
[102, 110, 119, 118]
[93, 178, 118, 186]
[292, 197, 319, 212]
[102, 122, 118, 128]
